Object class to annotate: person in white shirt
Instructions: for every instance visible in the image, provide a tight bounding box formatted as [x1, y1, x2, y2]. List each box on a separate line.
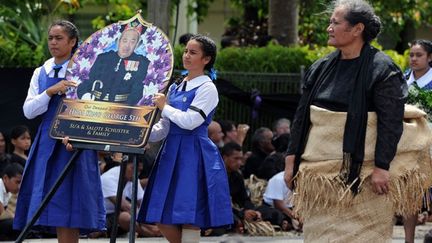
[405, 39, 432, 89]
[263, 171, 301, 231]
[404, 39, 432, 243]
[0, 163, 23, 240]
[100, 158, 160, 237]
[136, 34, 233, 243]
[14, 20, 106, 243]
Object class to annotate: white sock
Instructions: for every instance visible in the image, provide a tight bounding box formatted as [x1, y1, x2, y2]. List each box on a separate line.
[181, 228, 200, 243]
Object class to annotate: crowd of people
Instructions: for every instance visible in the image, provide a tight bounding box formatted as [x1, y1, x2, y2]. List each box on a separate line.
[1, 0, 432, 242]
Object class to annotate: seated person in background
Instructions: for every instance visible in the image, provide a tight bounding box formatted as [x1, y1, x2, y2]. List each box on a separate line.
[9, 125, 31, 167]
[0, 132, 6, 156]
[222, 142, 260, 233]
[0, 163, 23, 240]
[208, 120, 224, 148]
[97, 151, 111, 174]
[218, 120, 250, 147]
[0, 154, 12, 178]
[99, 157, 160, 238]
[137, 151, 156, 191]
[243, 127, 274, 179]
[272, 118, 291, 138]
[263, 171, 301, 231]
[222, 142, 282, 234]
[101, 152, 123, 174]
[258, 133, 290, 180]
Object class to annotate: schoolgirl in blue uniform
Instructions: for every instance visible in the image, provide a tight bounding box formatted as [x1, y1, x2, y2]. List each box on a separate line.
[403, 39, 432, 243]
[405, 39, 432, 89]
[13, 20, 105, 242]
[137, 35, 233, 243]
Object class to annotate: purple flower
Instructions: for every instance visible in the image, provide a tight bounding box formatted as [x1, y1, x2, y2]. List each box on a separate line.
[78, 69, 90, 81]
[70, 66, 81, 78]
[152, 58, 166, 71]
[160, 54, 172, 70]
[137, 96, 153, 106]
[90, 37, 100, 48]
[156, 47, 167, 56]
[146, 30, 157, 43]
[107, 27, 118, 38]
[79, 44, 96, 60]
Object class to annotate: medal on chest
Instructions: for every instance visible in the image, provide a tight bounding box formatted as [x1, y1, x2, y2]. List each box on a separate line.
[124, 60, 139, 71]
[124, 72, 132, 81]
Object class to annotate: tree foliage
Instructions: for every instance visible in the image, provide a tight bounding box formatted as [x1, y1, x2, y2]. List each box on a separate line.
[88, 0, 144, 29]
[223, 0, 271, 47]
[0, 0, 82, 67]
[187, 0, 216, 23]
[89, 0, 216, 30]
[298, 0, 432, 48]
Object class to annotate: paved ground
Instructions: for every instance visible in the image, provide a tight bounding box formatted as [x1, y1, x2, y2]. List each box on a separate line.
[12, 223, 432, 242]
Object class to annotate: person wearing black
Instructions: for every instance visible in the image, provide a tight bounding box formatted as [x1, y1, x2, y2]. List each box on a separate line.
[77, 22, 150, 105]
[257, 133, 290, 180]
[222, 142, 284, 234]
[283, 0, 429, 242]
[242, 127, 274, 179]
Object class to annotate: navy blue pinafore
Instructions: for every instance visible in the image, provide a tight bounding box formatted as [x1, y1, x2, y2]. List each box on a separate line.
[137, 83, 233, 228]
[14, 67, 106, 232]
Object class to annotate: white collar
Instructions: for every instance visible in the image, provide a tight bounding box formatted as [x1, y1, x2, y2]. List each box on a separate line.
[407, 68, 432, 88]
[180, 75, 212, 91]
[43, 58, 70, 77]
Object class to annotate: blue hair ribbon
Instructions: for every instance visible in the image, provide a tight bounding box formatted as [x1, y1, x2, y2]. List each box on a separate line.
[209, 68, 217, 80]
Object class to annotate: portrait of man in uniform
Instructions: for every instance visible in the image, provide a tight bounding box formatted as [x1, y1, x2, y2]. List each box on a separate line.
[76, 21, 150, 105]
[54, 14, 173, 148]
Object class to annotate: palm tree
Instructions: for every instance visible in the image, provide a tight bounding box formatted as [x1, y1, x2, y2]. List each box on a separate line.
[147, 0, 171, 36]
[268, 0, 298, 46]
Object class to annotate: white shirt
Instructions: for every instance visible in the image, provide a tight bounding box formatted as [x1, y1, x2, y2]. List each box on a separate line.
[407, 68, 432, 88]
[0, 179, 11, 209]
[149, 75, 218, 142]
[263, 172, 293, 208]
[101, 166, 145, 214]
[23, 58, 70, 119]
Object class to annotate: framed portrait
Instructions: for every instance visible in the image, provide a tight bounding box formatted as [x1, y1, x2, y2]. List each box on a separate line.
[49, 13, 173, 153]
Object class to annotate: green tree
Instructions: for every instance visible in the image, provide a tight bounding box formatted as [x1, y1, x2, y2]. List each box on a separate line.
[268, 0, 298, 46]
[89, 0, 144, 30]
[298, 0, 432, 50]
[0, 0, 82, 67]
[372, 0, 432, 51]
[148, 0, 171, 35]
[298, 0, 329, 45]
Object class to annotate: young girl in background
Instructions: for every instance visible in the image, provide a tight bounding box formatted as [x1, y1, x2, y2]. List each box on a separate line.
[9, 125, 31, 167]
[137, 34, 233, 243]
[404, 39, 432, 243]
[406, 39, 432, 89]
[6, 125, 31, 232]
[14, 20, 105, 243]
